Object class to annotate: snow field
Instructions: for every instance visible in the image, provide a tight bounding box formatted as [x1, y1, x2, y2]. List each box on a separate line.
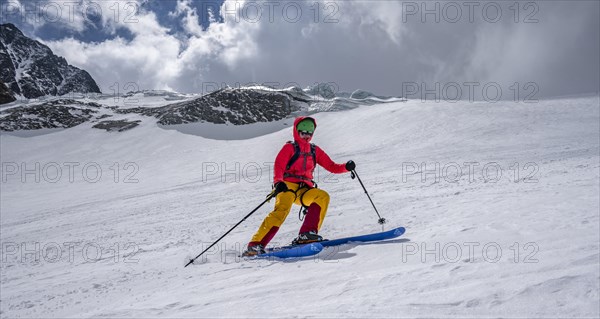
[1, 96, 598, 317]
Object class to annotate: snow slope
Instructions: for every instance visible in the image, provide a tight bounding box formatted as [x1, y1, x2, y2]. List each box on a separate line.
[1, 96, 599, 317]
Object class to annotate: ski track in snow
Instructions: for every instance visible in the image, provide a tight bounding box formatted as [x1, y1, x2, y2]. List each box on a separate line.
[1, 97, 599, 318]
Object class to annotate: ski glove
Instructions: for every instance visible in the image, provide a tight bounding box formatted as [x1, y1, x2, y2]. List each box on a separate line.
[274, 181, 288, 194]
[345, 160, 356, 171]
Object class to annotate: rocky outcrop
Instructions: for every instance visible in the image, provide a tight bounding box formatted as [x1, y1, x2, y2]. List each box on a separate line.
[92, 119, 141, 132]
[157, 88, 297, 125]
[0, 80, 15, 104]
[0, 99, 101, 131]
[115, 87, 304, 125]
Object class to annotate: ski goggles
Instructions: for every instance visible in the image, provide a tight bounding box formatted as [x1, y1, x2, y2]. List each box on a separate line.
[298, 130, 313, 136]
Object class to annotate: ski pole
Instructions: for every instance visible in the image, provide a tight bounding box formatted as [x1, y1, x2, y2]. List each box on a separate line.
[350, 169, 387, 226]
[184, 192, 276, 267]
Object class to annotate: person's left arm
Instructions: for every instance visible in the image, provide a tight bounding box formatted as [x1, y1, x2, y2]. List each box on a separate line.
[315, 146, 350, 174]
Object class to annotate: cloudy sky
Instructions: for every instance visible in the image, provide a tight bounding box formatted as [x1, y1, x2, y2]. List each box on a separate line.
[2, 0, 599, 99]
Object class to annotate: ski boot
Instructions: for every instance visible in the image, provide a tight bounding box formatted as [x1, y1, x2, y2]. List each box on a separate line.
[241, 244, 265, 257]
[292, 231, 323, 245]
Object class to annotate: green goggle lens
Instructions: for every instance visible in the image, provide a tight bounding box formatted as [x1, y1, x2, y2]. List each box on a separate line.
[296, 120, 315, 133]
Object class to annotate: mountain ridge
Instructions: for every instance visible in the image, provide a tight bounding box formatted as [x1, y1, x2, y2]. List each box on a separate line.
[0, 86, 405, 133]
[0, 23, 101, 102]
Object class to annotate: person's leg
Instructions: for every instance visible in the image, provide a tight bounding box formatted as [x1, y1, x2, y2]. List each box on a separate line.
[248, 182, 298, 247]
[297, 188, 330, 234]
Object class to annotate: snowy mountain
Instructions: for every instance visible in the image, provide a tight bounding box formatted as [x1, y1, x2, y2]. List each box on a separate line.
[0, 86, 404, 133]
[0, 23, 101, 101]
[1, 95, 598, 317]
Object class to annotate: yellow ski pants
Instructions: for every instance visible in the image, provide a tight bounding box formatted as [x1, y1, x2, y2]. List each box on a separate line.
[249, 181, 330, 246]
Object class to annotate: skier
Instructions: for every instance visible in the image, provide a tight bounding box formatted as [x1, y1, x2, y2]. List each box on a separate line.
[242, 116, 355, 256]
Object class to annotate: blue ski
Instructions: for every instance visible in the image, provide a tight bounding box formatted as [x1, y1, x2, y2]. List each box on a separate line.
[255, 242, 323, 259]
[321, 226, 405, 247]
[267, 226, 406, 252]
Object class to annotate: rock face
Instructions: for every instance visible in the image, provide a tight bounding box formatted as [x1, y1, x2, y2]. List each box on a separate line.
[155, 88, 298, 125]
[0, 80, 16, 104]
[0, 23, 101, 99]
[0, 99, 101, 131]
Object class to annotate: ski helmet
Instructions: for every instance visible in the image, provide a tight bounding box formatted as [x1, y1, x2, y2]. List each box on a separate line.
[297, 119, 315, 133]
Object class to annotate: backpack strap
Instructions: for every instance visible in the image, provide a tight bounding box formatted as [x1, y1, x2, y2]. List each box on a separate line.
[285, 141, 317, 170]
[285, 141, 301, 170]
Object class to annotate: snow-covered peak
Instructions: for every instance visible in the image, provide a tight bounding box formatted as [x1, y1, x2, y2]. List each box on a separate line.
[0, 23, 101, 101]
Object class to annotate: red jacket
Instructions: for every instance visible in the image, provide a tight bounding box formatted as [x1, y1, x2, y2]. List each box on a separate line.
[273, 116, 348, 187]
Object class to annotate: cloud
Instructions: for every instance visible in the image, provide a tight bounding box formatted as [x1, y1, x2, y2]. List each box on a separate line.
[461, 2, 600, 96]
[169, 0, 204, 36]
[35, 0, 599, 98]
[44, 4, 182, 91]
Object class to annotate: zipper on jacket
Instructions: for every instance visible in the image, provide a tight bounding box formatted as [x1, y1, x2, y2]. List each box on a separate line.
[302, 153, 307, 171]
